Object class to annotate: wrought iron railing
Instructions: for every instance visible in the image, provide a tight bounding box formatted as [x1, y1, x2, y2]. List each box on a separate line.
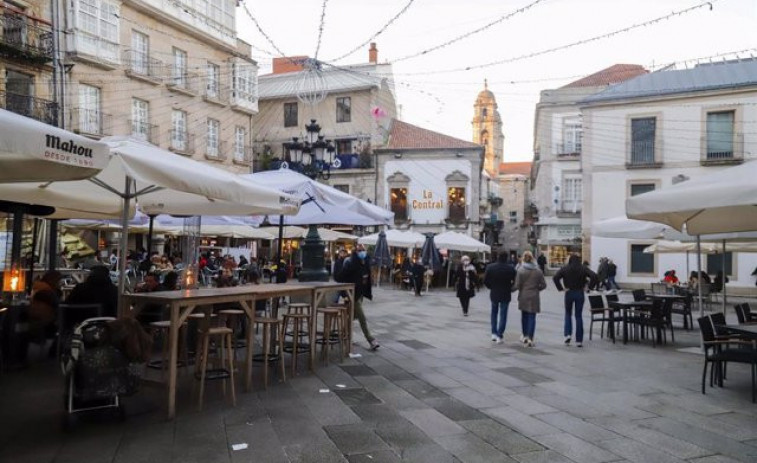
[0, 90, 57, 125]
[70, 108, 111, 136]
[205, 141, 227, 161]
[169, 130, 195, 155]
[0, 8, 53, 63]
[128, 119, 158, 144]
[123, 50, 164, 81]
[232, 145, 253, 164]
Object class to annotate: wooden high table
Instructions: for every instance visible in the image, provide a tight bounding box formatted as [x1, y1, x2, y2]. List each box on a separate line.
[121, 281, 354, 419]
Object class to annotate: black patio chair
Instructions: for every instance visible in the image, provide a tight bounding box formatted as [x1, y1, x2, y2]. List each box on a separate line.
[671, 292, 693, 330]
[632, 289, 647, 302]
[588, 295, 611, 341]
[697, 315, 757, 402]
[643, 299, 674, 347]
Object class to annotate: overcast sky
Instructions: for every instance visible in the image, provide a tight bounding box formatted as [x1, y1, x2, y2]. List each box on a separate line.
[239, 0, 757, 162]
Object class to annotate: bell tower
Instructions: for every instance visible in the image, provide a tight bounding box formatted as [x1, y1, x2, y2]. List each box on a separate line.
[472, 79, 504, 177]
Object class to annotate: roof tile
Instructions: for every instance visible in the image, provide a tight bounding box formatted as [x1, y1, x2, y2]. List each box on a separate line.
[562, 64, 648, 88]
[387, 119, 482, 150]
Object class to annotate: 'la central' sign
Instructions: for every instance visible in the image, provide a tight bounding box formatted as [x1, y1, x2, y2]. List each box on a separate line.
[412, 189, 444, 209]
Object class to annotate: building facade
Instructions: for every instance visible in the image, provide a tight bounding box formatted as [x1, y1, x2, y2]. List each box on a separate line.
[1, 0, 56, 126]
[531, 64, 647, 270]
[497, 162, 532, 259]
[472, 79, 503, 178]
[582, 59, 757, 292]
[61, 0, 258, 173]
[375, 120, 484, 238]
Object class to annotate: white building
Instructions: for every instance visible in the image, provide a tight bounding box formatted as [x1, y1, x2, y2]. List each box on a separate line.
[582, 59, 757, 292]
[531, 65, 647, 271]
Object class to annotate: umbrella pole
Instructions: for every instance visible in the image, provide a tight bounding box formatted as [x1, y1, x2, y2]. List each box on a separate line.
[697, 236, 703, 318]
[117, 176, 131, 317]
[446, 250, 453, 289]
[47, 219, 58, 271]
[722, 239, 726, 315]
[276, 215, 284, 269]
[146, 214, 155, 254]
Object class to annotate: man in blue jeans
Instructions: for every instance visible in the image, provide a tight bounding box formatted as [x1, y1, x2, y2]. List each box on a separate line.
[483, 252, 516, 343]
[553, 254, 598, 347]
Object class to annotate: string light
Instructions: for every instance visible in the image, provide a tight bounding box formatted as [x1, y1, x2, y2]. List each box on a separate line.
[313, 0, 329, 60]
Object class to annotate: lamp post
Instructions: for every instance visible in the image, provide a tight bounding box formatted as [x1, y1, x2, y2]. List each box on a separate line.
[283, 119, 336, 180]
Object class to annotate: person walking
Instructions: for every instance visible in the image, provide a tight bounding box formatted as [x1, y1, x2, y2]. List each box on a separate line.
[483, 252, 517, 343]
[339, 244, 380, 350]
[553, 254, 598, 348]
[411, 256, 425, 296]
[455, 255, 478, 316]
[596, 257, 609, 290]
[537, 252, 547, 274]
[606, 259, 620, 290]
[513, 251, 546, 347]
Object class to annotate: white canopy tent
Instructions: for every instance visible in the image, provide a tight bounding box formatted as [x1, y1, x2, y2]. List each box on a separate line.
[0, 108, 110, 182]
[433, 231, 491, 253]
[358, 229, 426, 248]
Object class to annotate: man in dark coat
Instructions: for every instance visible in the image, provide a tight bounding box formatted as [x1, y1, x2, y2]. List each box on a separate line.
[536, 252, 547, 274]
[483, 252, 517, 343]
[410, 256, 425, 296]
[338, 244, 379, 350]
[553, 254, 598, 348]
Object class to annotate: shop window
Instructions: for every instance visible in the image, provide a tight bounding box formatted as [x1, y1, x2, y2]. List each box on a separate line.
[390, 188, 408, 223]
[448, 187, 466, 223]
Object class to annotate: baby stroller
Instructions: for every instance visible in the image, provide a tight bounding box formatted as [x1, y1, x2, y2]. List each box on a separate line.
[60, 317, 141, 429]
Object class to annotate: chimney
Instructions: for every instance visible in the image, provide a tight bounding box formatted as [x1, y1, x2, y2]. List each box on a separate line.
[272, 56, 308, 74]
[369, 43, 378, 64]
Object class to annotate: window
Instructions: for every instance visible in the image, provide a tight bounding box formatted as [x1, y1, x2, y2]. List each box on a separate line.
[206, 63, 219, 98]
[3, 4, 26, 46]
[482, 108, 487, 118]
[630, 183, 655, 197]
[561, 177, 582, 212]
[630, 117, 656, 166]
[447, 187, 466, 223]
[207, 118, 220, 156]
[706, 110, 735, 160]
[5, 70, 33, 116]
[630, 244, 654, 274]
[172, 48, 187, 87]
[562, 117, 582, 154]
[171, 110, 187, 151]
[707, 252, 733, 277]
[71, 0, 119, 62]
[131, 31, 149, 74]
[284, 102, 298, 127]
[509, 211, 517, 223]
[78, 84, 100, 134]
[336, 97, 351, 123]
[333, 185, 349, 194]
[336, 139, 353, 155]
[234, 126, 246, 162]
[131, 98, 149, 141]
[232, 61, 256, 104]
[390, 188, 408, 222]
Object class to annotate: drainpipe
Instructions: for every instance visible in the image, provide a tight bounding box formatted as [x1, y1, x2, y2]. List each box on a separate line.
[50, 0, 61, 127]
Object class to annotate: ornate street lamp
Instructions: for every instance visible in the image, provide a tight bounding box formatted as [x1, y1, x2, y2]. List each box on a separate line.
[282, 119, 336, 180]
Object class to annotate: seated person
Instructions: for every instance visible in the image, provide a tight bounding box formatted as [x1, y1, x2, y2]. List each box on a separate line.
[713, 271, 729, 292]
[663, 270, 679, 285]
[29, 270, 63, 343]
[132, 273, 163, 324]
[66, 265, 118, 318]
[158, 255, 174, 272]
[159, 271, 179, 291]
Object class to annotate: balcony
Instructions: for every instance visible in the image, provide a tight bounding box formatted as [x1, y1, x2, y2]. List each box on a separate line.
[129, 120, 159, 144]
[0, 9, 53, 64]
[166, 71, 198, 96]
[123, 51, 163, 85]
[232, 145, 253, 165]
[66, 30, 120, 68]
[557, 200, 582, 217]
[0, 91, 57, 126]
[169, 130, 195, 155]
[202, 83, 228, 106]
[554, 142, 581, 158]
[701, 133, 744, 166]
[205, 141, 227, 161]
[626, 139, 663, 169]
[70, 108, 112, 137]
[230, 89, 258, 114]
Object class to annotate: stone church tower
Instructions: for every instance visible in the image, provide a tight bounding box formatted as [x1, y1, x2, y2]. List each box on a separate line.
[472, 80, 504, 177]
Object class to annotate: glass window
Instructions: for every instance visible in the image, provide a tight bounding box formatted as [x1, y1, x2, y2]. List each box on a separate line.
[78, 84, 100, 134]
[336, 139, 353, 155]
[448, 187, 466, 223]
[561, 177, 582, 212]
[509, 211, 517, 223]
[630, 183, 655, 196]
[206, 63, 219, 98]
[234, 126, 246, 161]
[706, 111, 734, 160]
[131, 98, 149, 141]
[630, 244, 654, 274]
[284, 102, 298, 127]
[131, 31, 149, 74]
[207, 118, 219, 156]
[172, 48, 187, 86]
[233, 62, 256, 103]
[336, 97, 351, 123]
[563, 117, 582, 154]
[707, 252, 733, 276]
[171, 110, 187, 151]
[390, 188, 408, 222]
[630, 117, 656, 166]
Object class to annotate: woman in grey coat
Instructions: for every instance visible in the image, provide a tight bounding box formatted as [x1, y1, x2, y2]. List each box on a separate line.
[513, 251, 547, 347]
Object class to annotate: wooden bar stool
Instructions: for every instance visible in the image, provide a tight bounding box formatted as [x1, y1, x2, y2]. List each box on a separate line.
[316, 307, 344, 365]
[253, 317, 285, 389]
[328, 305, 351, 357]
[196, 325, 236, 411]
[281, 313, 311, 375]
[218, 308, 246, 350]
[148, 320, 189, 378]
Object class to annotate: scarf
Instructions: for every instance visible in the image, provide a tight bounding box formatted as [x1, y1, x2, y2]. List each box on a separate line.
[463, 263, 475, 290]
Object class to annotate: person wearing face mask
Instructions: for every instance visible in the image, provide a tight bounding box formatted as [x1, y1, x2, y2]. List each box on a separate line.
[338, 244, 380, 350]
[455, 255, 479, 316]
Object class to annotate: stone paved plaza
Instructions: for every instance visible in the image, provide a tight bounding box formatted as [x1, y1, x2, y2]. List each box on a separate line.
[1, 286, 756, 462]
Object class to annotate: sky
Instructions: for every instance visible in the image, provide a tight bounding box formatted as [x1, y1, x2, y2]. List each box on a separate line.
[239, 0, 757, 162]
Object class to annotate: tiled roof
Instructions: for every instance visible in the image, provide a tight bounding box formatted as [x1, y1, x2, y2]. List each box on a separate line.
[583, 58, 757, 104]
[386, 119, 482, 150]
[499, 162, 532, 176]
[562, 64, 648, 88]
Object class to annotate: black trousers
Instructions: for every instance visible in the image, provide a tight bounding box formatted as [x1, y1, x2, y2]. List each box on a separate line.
[459, 296, 471, 314]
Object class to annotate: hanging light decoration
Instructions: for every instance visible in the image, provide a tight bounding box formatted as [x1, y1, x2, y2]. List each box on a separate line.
[295, 58, 328, 106]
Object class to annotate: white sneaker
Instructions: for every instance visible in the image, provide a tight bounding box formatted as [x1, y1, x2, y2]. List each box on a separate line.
[520, 335, 527, 343]
[576, 342, 583, 348]
[496, 337, 503, 344]
[564, 336, 571, 345]
[491, 334, 498, 342]
[527, 339, 535, 347]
